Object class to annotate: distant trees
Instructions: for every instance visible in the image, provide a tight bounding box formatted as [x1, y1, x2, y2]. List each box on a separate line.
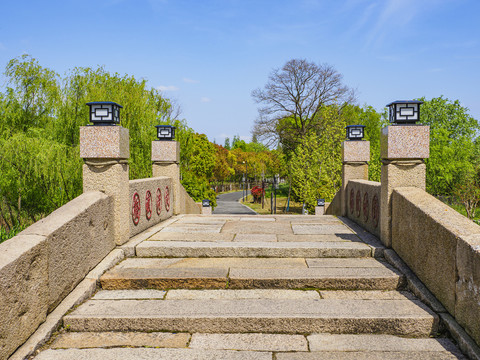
[252, 58, 355, 150]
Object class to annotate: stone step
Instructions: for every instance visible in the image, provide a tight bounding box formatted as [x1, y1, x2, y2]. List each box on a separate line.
[100, 257, 404, 290]
[63, 296, 438, 336]
[136, 240, 372, 258]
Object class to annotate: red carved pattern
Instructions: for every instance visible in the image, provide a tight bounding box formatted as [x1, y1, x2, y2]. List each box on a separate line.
[145, 190, 152, 220]
[372, 194, 379, 228]
[349, 189, 355, 215]
[165, 186, 170, 212]
[156, 188, 162, 216]
[132, 192, 141, 226]
[355, 190, 361, 217]
[363, 192, 369, 222]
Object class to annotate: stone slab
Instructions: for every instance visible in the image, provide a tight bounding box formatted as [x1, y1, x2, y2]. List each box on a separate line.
[51, 331, 189, 349]
[35, 348, 272, 360]
[64, 298, 438, 336]
[292, 224, 354, 235]
[165, 289, 321, 300]
[307, 333, 460, 353]
[175, 218, 226, 225]
[160, 224, 222, 233]
[276, 351, 464, 360]
[306, 258, 387, 268]
[222, 221, 293, 234]
[229, 267, 404, 290]
[234, 234, 277, 242]
[277, 234, 360, 242]
[100, 267, 228, 290]
[239, 217, 276, 221]
[114, 257, 307, 269]
[190, 333, 308, 351]
[93, 290, 167, 300]
[136, 241, 371, 258]
[319, 290, 414, 300]
[149, 232, 234, 242]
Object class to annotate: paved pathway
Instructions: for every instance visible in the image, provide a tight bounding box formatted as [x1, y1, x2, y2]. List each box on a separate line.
[34, 214, 466, 359]
[213, 190, 257, 215]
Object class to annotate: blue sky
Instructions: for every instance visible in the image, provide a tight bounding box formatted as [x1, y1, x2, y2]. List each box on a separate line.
[0, 0, 479, 145]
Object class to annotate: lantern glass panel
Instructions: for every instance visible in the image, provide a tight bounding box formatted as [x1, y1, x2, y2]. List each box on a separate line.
[202, 199, 210, 207]
[317, 199, 325, 206]
[387, 100, 422, 124]
[346, 125, 365, 140]
[87, 101, 122, 125]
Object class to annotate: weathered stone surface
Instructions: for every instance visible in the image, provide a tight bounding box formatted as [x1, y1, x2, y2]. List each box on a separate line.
[222, 221, 293, 234]
[136, 240, 371, 258]
[380, 125, 430, 160]
[229, 267, 404, 290]
[277, 234, 360, 242]
[175, 218, 226, 225]
[20, 191, 114, 310]
[159, 224, 222, 233]
[288, 216, 342, 224]
[239, 217, 275, 221]
[35, 348, 272, 360]
[234, 234, 277, 242]
[129, 177, 174, 237]
[189, 333, 308, 351]
[115, 257, 307, 269]
[100, 267, 228, 289]
[165, 289, 320, 300]
[51, 331, 189, 349]
[80, 125, 129, 159]
[0, 234, 48, 360]
[440, 313, 480, 360]
[86, 249, 125, 280]
[339, 216, 385, 258]
[306, 258, 386, 268]
[292, 224, 354, 235]
[276, 351, 464, 360]
[93, 290, 166, 300]
[307, 334, 458, 352]
[151, 140, 180, 163]
[391, 188, 459, 314]
[342, 140, 370, 162]
[9, 278, 97, 360]
[149, 231, 234, 241]
[341, 162, 369, 216]
[64, 298, 438, 336]
[319, 290, 414, 300]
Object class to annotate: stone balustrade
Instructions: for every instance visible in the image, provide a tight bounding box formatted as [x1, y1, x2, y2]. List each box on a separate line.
[0, 191, 114, 359]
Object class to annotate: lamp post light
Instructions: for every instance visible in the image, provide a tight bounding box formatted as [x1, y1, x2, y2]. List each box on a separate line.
[346, 125, 366, 141]
[155, 125, 176, 141]
[386, 100, 423, 125]
[86, 101, 122, 126]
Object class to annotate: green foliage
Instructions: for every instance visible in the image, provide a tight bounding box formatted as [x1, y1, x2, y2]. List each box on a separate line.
[419, 96, 479, 195]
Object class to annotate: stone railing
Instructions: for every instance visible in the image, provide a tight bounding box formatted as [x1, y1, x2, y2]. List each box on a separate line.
[129, 177, 175, 237]
[345, 180, 381, 238]
[0, 191, 114, 360]
[391, 187, 480, 346]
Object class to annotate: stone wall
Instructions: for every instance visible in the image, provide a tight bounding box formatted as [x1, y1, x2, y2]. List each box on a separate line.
[345, 180, 381, 237]
[129, 177, 174, 237]
[392, 187, 480, 345]
[179, 184, 202, 214]
[0, 191, 114, 359]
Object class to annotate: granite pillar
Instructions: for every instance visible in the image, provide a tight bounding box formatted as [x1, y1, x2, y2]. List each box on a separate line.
[152, 141, 181, 214]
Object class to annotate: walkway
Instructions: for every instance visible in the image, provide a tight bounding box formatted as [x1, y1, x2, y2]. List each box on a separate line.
[33, 214, 465, 359]
[213, 190, 257, 215]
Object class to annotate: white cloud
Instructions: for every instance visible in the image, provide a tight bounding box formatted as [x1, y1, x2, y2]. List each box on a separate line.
[200, 97, 211, 103]
[183, 77, 199, 83]
[156, 85, 179, 92]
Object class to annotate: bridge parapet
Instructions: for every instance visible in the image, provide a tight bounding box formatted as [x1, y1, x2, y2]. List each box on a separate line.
[0, 191, 114, 359]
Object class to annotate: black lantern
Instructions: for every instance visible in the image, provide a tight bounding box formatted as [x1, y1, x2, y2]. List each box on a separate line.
[317, 198, 325, 207]
[86, 101, 122, 125]
[346, 125, 365, 140]
[386, 100, 423, 125]
[155, 125, 176, 141]
[202, 199, 210, 207]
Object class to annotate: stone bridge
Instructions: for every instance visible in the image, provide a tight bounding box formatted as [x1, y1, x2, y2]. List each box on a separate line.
[1, 123, 480, 359]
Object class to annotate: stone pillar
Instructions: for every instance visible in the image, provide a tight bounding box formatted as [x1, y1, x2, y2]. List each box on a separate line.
[380, 125, 429, 247]
[80, 126, 130, 246]
[341, 141, 370, 216]
[152, 141, 181, 214]
[315, 206, 324, 216]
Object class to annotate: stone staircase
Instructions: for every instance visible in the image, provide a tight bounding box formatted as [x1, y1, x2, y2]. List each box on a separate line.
[34, 215, 466, 359]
